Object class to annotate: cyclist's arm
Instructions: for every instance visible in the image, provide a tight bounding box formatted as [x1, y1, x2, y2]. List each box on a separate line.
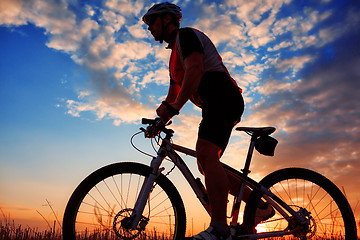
[171, 51, 204, 111]
[165, 81, 181, 103]
[156, 80, 180, 122]
[156, 53, 203, 122]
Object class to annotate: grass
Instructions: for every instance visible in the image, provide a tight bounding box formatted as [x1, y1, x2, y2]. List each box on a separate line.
[0, 219, 172, 240]
[1, 217, 355, 240]
[0, 213, 171, 240]
[1, 205, 359, 239]
[0, 219, 62, 240]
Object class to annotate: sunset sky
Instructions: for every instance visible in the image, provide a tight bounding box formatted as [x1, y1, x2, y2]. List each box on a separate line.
[0, 0, 359, 234]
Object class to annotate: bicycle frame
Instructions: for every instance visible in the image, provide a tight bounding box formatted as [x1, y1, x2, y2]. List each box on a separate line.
[62, 117, 357, 240]
[130, 132, 308, 239]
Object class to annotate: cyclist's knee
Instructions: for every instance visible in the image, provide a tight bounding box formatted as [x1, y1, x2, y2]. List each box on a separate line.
[196, 138, 220, 157]
[196, 138, 222, 172]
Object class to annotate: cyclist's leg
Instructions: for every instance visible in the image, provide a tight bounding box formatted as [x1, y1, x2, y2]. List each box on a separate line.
[195, 110, 242, 235]
[193, 72, 244, 238]
[228, 173, 251, 198]
[228, 174, 264, 206]
[196, 114, 239, 232]
[227, 166, 275, 225]
[196, 138, 230, 228]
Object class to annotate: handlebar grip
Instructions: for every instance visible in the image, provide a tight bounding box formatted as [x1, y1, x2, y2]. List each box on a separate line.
[141, 118, 155, 124]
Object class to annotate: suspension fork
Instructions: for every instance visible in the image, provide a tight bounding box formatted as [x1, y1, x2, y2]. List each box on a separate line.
[128, 146, 167, 229]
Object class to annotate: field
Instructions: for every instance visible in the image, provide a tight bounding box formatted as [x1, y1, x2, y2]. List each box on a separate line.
[1, 218, 358, 240]
[1, 207, 359, 240]
[0, 219, 61, 240]
[0, 219, 168, 240]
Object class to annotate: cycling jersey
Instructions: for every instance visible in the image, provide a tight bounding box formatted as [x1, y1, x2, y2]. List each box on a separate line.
[169, 27, 242, 108]
[169, 27, 244, 151]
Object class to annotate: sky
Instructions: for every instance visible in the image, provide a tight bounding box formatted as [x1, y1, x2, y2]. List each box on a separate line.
[0, 0, 359, 234]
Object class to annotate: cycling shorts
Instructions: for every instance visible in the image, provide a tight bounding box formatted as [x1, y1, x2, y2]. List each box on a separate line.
[197, 72, 244, 153]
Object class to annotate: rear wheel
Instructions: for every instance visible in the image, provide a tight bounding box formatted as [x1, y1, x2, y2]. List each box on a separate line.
[63, 162, 186, 240]
[243, 168, 357, 239]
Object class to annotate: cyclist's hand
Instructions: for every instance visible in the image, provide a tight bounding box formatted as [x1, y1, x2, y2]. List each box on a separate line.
[144, 118, 164, 138]
[145, 126, 160, 138]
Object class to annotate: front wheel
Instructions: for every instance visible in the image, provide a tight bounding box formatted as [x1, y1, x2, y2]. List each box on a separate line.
[243, 168, 357, 239]
[63, 162, 186, 240]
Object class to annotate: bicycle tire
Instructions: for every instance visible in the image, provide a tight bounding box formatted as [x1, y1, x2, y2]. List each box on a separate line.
[243, 168, 357, 239]
[63, 162, 186, 240]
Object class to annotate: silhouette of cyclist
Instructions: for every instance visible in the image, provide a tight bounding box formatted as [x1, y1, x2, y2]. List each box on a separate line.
[143, 2, 273, 239]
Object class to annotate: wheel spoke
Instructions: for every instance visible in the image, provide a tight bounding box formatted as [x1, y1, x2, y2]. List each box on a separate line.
[244, 168, 356, 239]
[63, 163, 186, 240]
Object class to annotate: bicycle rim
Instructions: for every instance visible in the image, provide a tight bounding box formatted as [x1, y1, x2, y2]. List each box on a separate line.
[243, 168, 357, 239]
[63, 162, 186, 240]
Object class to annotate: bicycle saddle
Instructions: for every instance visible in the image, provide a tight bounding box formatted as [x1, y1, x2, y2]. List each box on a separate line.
[235, 126, 276, 136]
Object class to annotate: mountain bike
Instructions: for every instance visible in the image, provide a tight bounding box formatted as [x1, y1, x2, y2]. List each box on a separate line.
[63, 118, 357, 239]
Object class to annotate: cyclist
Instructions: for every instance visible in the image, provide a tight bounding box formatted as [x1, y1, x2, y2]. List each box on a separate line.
[143, 2, 273, 239]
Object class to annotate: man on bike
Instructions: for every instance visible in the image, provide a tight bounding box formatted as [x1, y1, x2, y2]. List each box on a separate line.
[143, 2, 273, 239]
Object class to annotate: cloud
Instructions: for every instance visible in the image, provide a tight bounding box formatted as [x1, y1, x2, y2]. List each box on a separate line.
[277, 55, 314, 73]
[47, 18, 100, 53]
[0, 0, 26, 25]
[2, 0, 359, 154]
[236, 4, 360, 205]
[2, 0, 359, 148]
[170, 114, 202, 148]
[222, 51, 257, 67]
[267, 41, 292, 52]
[139, 67, 169, 87]
[226, 0, 291, 24]
[0, 0, 169, 124]
[66, 90, 154, 125]
[255, 79, 301, 96]
[195, 13, 246, 46]
[105, 0, 144, 17]
[103, 40, 152, 70]
[101, 9, 126, 32]
[128, 19, 148, 39]
[0, 0, 101, 54]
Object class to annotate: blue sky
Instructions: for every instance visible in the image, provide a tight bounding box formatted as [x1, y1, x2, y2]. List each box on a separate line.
[1, 0, 359, 232]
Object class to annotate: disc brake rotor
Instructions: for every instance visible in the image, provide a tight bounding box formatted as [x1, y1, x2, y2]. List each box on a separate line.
[113, 208, 149, 240]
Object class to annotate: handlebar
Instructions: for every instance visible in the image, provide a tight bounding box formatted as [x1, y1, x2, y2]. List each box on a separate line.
[141, 118, 174, 138]
[141, 118, 158, 125]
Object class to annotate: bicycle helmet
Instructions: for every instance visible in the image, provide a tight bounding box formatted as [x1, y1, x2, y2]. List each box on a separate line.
[142, 2, 182, 25]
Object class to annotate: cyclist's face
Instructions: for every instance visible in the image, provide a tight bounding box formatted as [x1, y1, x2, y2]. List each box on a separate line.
[147, 15, 162, 41]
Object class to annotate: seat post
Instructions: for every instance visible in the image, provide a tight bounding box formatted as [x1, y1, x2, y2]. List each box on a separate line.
[241, 134, 257, 176]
